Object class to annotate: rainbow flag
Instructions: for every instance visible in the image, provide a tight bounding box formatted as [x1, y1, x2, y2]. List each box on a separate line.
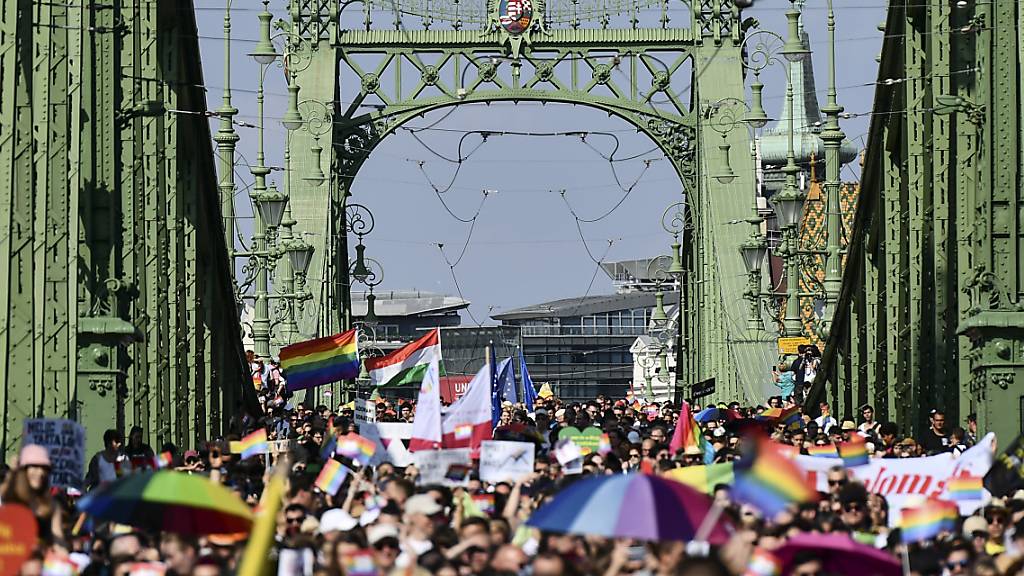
[280, 329, 360, 392]
[744, 548, 782, 576]
[899, 499, 958, 543]
[315, 459, 350, 495]
[779, 406, 802, 431]
[732, 435, 818, 517]
[945, 476, 984, 501]
[238, 428, 269, 460]
[839, 434, 869, 467]
[337, 433, 376, 465]
[320, 433, 338, 461]
[471, 494, 496, 516]
[155, 451, 174, 469]
[807, 444, 839, 458]
[666, 462, 735, 495]
[454, 424, 473, 441]
[342, 552, 376, 576]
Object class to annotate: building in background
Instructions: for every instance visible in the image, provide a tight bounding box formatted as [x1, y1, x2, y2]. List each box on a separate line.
[493, 258, 676, 401]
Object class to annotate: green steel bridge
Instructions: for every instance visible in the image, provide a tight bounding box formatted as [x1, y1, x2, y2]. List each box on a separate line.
[0, 0, 1021, 452]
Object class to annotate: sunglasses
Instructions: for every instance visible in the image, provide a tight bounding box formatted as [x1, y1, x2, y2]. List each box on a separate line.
[374, 539, 400, 551]
[285, 516, 305, 524]
[987, 515, 1006, 525]
[827, 479, 847, 486]
[945, 559, 970, 570]
[843, 502, 865, 512]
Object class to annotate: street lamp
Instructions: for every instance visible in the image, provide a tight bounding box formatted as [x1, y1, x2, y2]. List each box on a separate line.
[780, 1, 810, 63]
[253, 184, 289, 229]
[249, 1, 279, 65]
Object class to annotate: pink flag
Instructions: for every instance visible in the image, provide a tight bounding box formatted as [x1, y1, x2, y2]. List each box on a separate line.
[669, 401, 699, 455]
[409, 360, 442, 451]
[442, 364, 493, 455]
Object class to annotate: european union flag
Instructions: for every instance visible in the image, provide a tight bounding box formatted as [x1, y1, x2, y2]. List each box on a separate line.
[519, 348, 538, 412]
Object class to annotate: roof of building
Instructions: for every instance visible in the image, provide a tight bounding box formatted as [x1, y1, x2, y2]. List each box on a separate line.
[491, 291, 678, 321]
[600, 258, 679, 288]
[757, 15, 858, 168]
[350, 290, 469, 317]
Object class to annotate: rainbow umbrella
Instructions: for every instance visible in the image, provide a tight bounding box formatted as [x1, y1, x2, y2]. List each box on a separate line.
[78, 471, 253, 535]
[526, 473, 733, 543]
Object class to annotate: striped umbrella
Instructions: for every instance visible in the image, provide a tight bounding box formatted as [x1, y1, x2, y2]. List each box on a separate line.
[526, 473, 733, 543]
[78, 471, 253, 535]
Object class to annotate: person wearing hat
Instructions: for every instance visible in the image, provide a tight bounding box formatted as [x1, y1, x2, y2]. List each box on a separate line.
[963, 515, 989, 556]
[681, 445, 703, 467]
[839, 420, 857, 443]
[367, 523, 401, 573]
[984, 505, 1010, 556]
[1, 444, 64, 544]
[398, 494, 442, 567]
[897, 438, 918, 458]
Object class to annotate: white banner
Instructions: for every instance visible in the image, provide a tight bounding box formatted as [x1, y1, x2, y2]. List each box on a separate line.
[794, 433, 996, 524]
[479, 441, 535, 484]
[360, 422, 413, 467]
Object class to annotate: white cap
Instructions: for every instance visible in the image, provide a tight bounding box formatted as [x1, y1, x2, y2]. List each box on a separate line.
[404, 494, 442, 517]
[367, 523, 400, 545]
[319, 508, 358, 533]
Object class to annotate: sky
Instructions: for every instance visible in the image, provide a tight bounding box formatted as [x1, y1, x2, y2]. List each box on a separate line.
[194, 0, 886, 326]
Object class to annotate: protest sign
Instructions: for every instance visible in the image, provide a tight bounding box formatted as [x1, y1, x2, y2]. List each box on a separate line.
[557, 426, 604, 456]
[794, 432, 996, 524]
[22, 419, 85, 489]
[0, 504, 36, 576]
[479, 441, 535, 484]
[412, 448, 472, 486]
[354, 398, 377, 424]
[554, 438, 583, 465]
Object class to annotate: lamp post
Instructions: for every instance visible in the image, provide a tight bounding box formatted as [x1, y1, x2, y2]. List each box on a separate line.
[731, 2, 811, 340]
[233, 0, 319, 358]
[215, 0, 239, 265]
[819, 0, 845, 334]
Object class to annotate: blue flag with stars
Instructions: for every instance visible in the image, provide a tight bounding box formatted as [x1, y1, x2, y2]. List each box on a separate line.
[519, 348, 538, 412]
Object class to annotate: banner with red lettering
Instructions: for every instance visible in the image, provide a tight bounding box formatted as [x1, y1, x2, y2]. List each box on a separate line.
[793, 433, 996, 525]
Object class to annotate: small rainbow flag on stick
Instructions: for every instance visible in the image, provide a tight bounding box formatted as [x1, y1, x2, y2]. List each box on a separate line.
[155, 451, 174, 469]
[238, 428, 269, 460]
[280, 329, 360, 392]
[315, 459, 350, 495]
[839, 434, 870, 467]
[945, 476, 984, 501]
[337, 433, 376, 465]
[743, 548, 782, 576]
[732, 435, 818, 517]
[899, 499, 959, 543]
[807, 444, 839, 458]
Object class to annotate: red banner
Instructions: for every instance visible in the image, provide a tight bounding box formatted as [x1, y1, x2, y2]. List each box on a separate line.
[440, 375, 474, 404]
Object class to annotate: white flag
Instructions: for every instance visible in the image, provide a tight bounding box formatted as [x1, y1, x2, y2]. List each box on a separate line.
[409, 360, 442, 451]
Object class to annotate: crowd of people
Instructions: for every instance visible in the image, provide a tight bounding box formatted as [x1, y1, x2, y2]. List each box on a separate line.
[3, 378, 1023, 576]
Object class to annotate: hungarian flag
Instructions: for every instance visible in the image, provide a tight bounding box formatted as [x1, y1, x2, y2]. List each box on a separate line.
[442, 364, 493, 454]
[365, 328, 441, 387]
[408, 360, 442, 452]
